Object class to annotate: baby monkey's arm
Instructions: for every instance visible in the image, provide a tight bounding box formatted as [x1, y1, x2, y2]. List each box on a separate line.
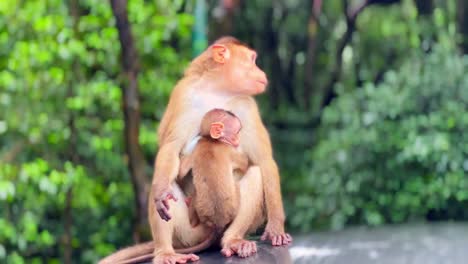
[230, 151, 249, 175]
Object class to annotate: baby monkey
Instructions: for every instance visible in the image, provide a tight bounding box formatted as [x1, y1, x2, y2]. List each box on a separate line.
[179, 108, 249, 232]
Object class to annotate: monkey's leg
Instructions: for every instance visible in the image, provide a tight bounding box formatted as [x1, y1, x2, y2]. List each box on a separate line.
[221, 166, 265, 258]
[149, 184, 209, 264]
[188, 200, 201, 227]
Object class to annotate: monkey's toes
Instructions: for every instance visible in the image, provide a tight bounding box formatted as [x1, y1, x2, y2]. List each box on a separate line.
[272, 233, 293, 246]
[238, 241, 257, 257]
[154, 253, 199, 264]
[221, 239, 257, 258]
[221, 248, 234, 257]
[261, 230, 293, 246]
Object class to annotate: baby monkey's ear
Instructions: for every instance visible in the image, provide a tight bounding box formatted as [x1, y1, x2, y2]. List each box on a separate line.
[209, 122, 225, 139]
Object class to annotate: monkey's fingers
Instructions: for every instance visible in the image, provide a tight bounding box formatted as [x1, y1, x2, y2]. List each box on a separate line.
[273, 236, 280, 246]
[221, 248, 234, 257]
[174, 253, 199, 263]
[162, 198, 171, 210]
[186, 253, 199, 261]
[167, 192, 178, 202]
[154, 253, 199, 264]
[238, 241, 257, 258]
[262, 232, 293, 246]
[222, 239, 257, 258]
[276, 233, 293, 245]
[157, 203, 172, 221]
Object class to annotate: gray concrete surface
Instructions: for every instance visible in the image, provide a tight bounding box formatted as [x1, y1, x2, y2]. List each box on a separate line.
[145, 222, 468, 264]
[288, 222, 468, 264]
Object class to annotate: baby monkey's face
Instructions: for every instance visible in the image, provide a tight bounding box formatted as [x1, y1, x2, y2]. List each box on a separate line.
[201, 109, 243, 147]
[217, 114, 242, 147]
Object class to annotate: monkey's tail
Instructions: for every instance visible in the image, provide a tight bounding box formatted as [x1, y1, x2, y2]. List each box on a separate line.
[98, 231, 217, 264]
[98, 241, 154, 264]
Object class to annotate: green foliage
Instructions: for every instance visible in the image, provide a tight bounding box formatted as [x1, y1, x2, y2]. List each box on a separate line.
[1, 0, 467, 262]
[0, 0, 192, 263]
[290, 46, 468, 231]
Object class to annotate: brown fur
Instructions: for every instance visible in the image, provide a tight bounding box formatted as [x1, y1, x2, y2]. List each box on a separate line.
[179, 137, 248, 230]
[98, 232, 216, 264]
[99, 36, 291, 264]
[178, 108, 247, 231]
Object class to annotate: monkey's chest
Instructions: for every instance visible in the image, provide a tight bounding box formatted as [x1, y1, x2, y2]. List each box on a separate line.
[183, 92, 245, 156]
[190, 91, 231, 111]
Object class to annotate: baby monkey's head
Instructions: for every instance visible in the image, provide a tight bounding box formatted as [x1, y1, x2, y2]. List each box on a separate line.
[200, 108, 242, 147]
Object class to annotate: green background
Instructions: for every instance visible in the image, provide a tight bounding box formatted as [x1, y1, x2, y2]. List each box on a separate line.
[1, 0, 467, 263]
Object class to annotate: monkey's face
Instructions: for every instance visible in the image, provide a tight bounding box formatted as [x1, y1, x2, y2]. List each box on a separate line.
[221, 115, 242, 147]
[204, 110, 242, 147]
[224, 46, 268, 96]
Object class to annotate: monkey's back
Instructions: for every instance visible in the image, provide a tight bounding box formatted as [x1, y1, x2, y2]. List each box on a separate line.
[191, 138, 240, 230]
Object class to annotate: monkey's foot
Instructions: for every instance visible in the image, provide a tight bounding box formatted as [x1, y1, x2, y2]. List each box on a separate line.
[221, 239, 257, 258]
[152, 252, 199, 264]
[261, 229, 293, 246]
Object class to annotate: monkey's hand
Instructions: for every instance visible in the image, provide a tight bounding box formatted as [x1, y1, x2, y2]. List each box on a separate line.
[154, 189, 178, 221]
[260, 222, 293, 246]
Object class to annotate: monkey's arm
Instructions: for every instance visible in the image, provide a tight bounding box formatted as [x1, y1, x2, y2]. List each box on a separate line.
[254, 127, 286, 232]
[152, 141, 181, 186]
[230, 151, 249, 175]
[152, 112, 189, 220]
[151, 141, 182, 221]
[233, 97, 290, 244]
[152, 95, 195, 221]
[178, 154, 193, 180]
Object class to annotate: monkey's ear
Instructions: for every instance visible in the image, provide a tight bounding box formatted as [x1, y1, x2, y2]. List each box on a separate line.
[211, 44, 230, 64]
[209, 122, 225, 139]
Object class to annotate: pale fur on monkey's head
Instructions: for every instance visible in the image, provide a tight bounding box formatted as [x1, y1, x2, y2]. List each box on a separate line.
[184, 36, 251, 77]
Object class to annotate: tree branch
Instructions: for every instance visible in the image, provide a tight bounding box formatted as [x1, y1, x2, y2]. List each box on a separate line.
[110, 0, 149, 242]
[303, 0, 322, 110]
[320, 0, 399, 109]
[457, 0, 468, 53]
[321, 0, 363, 109]
[415, 0, 433, 16]
[63, 1, 81, 262]
[0, 142, 24, 163]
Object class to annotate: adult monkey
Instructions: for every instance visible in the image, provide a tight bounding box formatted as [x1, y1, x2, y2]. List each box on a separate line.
[99, 37, 292, 264]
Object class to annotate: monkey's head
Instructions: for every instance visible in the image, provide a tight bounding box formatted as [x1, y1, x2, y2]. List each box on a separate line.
[200, 108, 242, 147]
[187, 36, 268, 96]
